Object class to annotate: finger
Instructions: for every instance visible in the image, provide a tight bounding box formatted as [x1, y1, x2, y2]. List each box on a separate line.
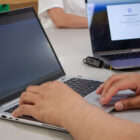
[101, 74, 130, 96]
[100, 78, 136, 104]
[96, 83, 104, 94]
[115, 96, 140, 111]
[40, 81, 53, 87]
[26, 85, 40, 94]
[12, 105, 36, 118]
[19, 92, 38, 105]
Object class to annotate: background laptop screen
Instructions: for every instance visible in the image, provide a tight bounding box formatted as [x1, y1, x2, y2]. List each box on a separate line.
[0, 9, 64, 102]
[86, 0, 140, 52]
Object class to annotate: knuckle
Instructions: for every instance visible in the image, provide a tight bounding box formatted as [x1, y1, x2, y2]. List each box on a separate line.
[54, 80, 60, 84]
[41, 81, 54, 87]
[40, 83, 47, 87]
[20, 92, 26, 98]
[53, 81, 60, 84]
[51, 81, 58, 85]
[46, 81, 58, 88]
[109, 74, 118, 80]
[107, 76, 114, 83]
[26, 86, 33, 91]
[53, 81, 63, 87]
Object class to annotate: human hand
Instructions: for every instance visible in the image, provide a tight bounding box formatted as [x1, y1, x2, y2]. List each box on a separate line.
[96, 73, 140, 111]
[12, 81, 86, 127]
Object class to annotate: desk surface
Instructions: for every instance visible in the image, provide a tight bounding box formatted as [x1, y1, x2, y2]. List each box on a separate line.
[1, 28, 140, 140]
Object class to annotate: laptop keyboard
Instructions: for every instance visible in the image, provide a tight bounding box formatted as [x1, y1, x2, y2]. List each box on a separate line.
[64, 78, 102, 97]
[5, 78, 103, 113]
[102, 52, 140, 61]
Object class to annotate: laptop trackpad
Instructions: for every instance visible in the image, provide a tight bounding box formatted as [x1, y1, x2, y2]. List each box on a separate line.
[85, 90, 134, 113]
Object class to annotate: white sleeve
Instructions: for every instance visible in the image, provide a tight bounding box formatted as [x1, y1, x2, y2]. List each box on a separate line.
[39, 0, 64, 14]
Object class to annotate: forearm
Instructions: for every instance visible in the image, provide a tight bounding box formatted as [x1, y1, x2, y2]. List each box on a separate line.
[62, 102, 140, 140]
[55, 14, 88, 28]
[48, 8, 88, 28]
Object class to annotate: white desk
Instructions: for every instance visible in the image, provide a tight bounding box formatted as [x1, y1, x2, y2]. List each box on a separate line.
[1, 27, 140, 140]
[45, 28, 140, 124]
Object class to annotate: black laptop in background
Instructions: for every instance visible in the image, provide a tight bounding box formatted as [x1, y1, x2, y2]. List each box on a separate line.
[86, 0, 140, 70]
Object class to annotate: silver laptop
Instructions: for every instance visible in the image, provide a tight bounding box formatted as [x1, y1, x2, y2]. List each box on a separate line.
[0, 7, 133, 132]
[86, 0, 140, 70]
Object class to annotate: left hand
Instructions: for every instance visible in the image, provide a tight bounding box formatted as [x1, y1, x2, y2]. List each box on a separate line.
[12, 81, 86, 127]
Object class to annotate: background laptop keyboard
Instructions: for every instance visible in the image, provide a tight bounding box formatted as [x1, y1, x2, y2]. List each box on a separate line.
[5, 78, 103, 113]
[102, 52, 140, 61]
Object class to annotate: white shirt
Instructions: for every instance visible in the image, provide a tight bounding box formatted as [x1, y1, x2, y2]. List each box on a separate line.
[39, 0, 87, 28]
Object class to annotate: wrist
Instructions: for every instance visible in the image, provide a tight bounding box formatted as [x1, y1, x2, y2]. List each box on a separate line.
[60, 96, 89, 131]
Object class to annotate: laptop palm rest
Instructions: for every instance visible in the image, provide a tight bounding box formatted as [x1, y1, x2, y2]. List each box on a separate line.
[85, 90, 134, 113]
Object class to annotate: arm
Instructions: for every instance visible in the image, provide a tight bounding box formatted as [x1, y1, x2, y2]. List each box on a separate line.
[12, 81, 140, 140]
[47, 8, 88, 28]
[63, 102, 140, 140]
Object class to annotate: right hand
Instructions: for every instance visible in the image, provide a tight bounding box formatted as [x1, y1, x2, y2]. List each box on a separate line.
[96, 73, 140, 111]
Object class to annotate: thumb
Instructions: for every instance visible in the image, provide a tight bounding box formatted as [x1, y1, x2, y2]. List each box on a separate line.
[115, 96, 140, 111]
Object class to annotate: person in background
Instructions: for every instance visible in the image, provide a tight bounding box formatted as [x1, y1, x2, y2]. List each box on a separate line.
[39, 0, 88, 28]
[13, 73, 140, 140]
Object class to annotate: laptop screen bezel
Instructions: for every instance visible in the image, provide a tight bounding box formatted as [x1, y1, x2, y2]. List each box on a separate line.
[0, 7, 65, 105]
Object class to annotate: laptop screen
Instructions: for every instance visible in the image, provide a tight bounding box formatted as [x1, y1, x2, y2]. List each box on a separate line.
[0, 8, 64, 104]
[86, 0, 140, 53]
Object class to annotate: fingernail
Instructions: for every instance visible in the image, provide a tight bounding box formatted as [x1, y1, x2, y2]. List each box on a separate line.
[100, 97, 105, 104]
[115, 102, 123, 111]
